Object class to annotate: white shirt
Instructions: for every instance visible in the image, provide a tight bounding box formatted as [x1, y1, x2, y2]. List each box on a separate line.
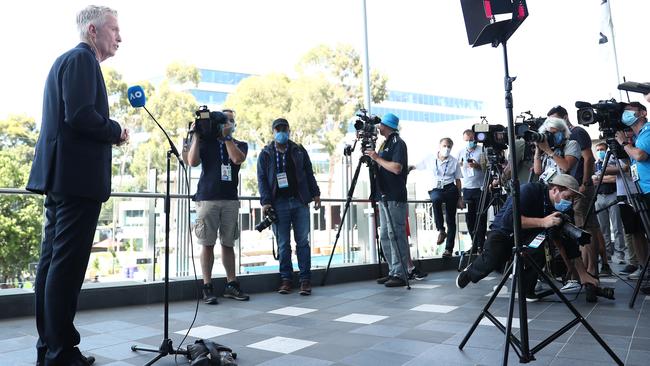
[416, 153, 462, 189]
[458, 146, 485, 189]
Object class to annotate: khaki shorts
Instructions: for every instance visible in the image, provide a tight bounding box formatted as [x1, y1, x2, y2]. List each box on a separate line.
[194, 200, 240, 247]
[573, 185, 599, 229]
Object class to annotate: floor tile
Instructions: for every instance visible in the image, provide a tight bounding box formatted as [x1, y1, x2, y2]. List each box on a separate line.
[334, 313, 388, 325]
[174, 324, 238, 338]
[268, 306, 318, 316]
[247, 336, 317, 354]
[410, 304, 458, 313]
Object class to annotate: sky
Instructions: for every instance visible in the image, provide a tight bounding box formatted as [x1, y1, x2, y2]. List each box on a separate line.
[1, 0, 648, 127]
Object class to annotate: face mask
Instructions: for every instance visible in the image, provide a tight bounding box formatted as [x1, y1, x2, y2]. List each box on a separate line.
[440, 147, 450, 157]
[622, 110, 638, 126]
[554, 198, 572, 212]
[274, 131, 289, 144]
[596, 151, 606, 160]
[468, 141, 477, 149]
[553, 131, 565, 145]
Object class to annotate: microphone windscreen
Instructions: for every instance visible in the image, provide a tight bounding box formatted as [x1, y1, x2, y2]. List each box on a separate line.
[128, 85, 146, 108]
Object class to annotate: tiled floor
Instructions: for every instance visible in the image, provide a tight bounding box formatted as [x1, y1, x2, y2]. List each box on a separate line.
[2, 266, 650, 365]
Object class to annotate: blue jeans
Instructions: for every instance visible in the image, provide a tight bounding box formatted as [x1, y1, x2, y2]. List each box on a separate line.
[379, 201, 409, 279]
[430, 184, 459, 251]
[272, 197, 311, 281]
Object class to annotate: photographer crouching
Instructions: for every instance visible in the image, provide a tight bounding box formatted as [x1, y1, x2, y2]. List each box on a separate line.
[185, 108, 250, 304]
[456, 173, 599, 301]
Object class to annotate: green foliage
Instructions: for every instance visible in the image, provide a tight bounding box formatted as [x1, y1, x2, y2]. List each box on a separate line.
[165, 62, 201, 86]
[0, 114, 42, 284]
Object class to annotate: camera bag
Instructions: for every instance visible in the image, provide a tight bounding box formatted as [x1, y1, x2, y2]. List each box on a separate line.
[186, 339, 237, 366]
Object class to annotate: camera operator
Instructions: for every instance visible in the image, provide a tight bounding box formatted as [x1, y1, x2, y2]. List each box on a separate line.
[185, 110, 250, 304]
[593, 142, 624, 272]
[364, 113, 410, 287]
[257, 118, 321, 296]
[456, 173, 598, 299]
[615, 101, 650, 276]
[413, 138, 463, 258]
[547, 106, 607, 281]
[458, 129, 488, 251]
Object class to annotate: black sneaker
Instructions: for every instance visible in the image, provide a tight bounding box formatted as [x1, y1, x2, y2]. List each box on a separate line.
[442, 249, 453, 258]
[600, 264, 613, 277]
[456, 269, 470, 289]
[202, 283, 218, 304]
[223, 281, 250, 301]
[376, 276, 391, 284]
[385, 277, 407, 287]
[619, 264, 638, 275]
[408, 268, 428, 280]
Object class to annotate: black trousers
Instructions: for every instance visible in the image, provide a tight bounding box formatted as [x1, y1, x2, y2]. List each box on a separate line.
[467, 230, 545, 295]
[429, 183, 459, 251]
[35, 193, 101, 365]
[463, 188, 488, 249]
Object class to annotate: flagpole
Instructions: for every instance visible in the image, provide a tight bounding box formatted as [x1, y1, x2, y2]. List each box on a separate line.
[604, 0, 623, 100]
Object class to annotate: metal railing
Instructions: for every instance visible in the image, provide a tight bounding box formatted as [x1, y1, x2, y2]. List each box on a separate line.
[0, 188, 472, 291]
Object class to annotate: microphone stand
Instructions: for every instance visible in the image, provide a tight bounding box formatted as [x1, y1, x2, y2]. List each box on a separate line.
[131, 106, 188, 365]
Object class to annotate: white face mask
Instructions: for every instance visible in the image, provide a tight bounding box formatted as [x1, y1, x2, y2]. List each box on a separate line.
[440, 147, 451, 157]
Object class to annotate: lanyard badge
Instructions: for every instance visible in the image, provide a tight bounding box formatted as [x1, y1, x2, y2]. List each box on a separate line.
[276, 148, 289, 188]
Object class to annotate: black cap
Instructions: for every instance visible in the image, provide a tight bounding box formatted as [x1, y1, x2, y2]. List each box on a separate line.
[622, 101, 647, 112]
[272, 118, 289, 129]
[547, 105, 568, 118]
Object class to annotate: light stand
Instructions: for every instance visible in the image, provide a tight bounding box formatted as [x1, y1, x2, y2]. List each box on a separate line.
[458, 1, 622, 364]
[131, 106, 189, 365]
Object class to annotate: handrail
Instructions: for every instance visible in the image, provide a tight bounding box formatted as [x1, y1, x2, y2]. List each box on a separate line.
[0, 188, 432, 204]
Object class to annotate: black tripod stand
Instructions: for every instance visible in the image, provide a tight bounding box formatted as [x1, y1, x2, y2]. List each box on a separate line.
[587, 137, 650, 309]
[458, 150, 507, 271]
[458, 40, 623, 365]
[321, 140, 410, 289]
[131, 108, 189, 365]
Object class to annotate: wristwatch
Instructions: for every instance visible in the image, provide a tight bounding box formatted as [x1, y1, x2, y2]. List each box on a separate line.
[621, 141, 629, 146]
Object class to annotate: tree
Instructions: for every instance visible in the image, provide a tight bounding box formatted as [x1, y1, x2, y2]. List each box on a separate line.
[0, 114, 42, 286]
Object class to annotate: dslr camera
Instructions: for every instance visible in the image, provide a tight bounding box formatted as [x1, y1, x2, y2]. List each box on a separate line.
[548, 212, 591, 246]
[193, 106, 228, 140]
[354, 109, 381, 152]
[575, 99, 626, 138]
[255, 207, 278, 232]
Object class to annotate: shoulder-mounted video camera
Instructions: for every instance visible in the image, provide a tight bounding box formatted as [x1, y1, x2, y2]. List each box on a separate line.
[193, 106, 227, 140]
[354, 109, 381, 151]
[575, 99, 626, 138]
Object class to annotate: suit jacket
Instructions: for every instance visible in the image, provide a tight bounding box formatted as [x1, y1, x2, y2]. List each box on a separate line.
[27, 43, 121, 202]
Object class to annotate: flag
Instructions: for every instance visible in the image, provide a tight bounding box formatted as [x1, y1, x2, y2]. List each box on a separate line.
[599, 0, 612, 45]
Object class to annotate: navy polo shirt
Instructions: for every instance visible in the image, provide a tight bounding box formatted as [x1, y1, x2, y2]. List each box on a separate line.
[376, 133, 408, 202]
[194, 138, 248, 201]
[490, 182, 552, 237]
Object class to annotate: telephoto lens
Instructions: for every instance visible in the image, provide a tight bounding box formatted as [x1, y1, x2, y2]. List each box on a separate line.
[585, 283, 615, 303]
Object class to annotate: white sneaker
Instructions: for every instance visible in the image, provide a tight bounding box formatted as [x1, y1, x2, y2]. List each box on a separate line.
[628, 267, 646, 280]
[560, 280, 581, 293]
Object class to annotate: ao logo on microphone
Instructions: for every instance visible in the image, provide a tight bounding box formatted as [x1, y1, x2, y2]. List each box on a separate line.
[127, 85, 146, 108]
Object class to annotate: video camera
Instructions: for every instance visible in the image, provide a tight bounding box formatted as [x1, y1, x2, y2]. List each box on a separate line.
[575, 99, 626, 138]
[193, 106, 228, 140]
[353, 109, 381, 152]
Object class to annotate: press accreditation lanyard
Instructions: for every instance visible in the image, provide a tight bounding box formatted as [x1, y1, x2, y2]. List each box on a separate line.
[219, 141, 232, 182]
[435, 158, 449, 189]
[275, 145, 289, 188]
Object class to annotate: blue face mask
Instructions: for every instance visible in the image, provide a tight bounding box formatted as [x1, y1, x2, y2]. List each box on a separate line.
[554, 198, 573, 212]
[468, 141, 477, 149]
[596, 151, 606, 160]
[622, 110, 638, 126]
[274, 131, 289, 144]
[553, 131, 565, 145]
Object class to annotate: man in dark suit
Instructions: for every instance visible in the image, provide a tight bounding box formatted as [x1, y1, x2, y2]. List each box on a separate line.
[26, 5, 128, 366]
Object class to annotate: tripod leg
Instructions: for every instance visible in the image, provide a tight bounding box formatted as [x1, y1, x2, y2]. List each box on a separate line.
[524, 252, 624, 365]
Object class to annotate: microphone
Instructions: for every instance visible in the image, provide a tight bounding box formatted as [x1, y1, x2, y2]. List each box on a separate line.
[128, 85, 146, 107]
[127, 85, 183, 166]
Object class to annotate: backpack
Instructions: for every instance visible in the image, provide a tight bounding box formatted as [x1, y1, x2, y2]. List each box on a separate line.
[186, 339, 237, 366]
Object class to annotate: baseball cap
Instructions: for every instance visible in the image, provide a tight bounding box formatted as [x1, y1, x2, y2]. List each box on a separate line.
[381, 113, 399, 129]
[547, 105, 568, 118]
[621, 101, 647, 112]
[547, 173, 583, 197]
[272, 118, 289, 130]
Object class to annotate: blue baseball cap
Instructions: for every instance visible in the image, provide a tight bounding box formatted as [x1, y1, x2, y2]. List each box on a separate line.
[381, 113, 399, 129]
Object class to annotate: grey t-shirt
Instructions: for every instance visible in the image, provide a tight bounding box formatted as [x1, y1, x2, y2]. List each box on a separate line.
[539, 140, 581, 182]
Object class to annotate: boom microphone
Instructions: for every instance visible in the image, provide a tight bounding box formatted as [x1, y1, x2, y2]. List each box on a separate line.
[127, 85, 183, 166]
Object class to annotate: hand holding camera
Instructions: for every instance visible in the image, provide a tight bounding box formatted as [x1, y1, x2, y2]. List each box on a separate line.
[542, 212, 562, 228]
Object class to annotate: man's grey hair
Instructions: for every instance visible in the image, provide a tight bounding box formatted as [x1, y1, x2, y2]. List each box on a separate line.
[77, 5, 117, 41]
[538, 117, 571, 139]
